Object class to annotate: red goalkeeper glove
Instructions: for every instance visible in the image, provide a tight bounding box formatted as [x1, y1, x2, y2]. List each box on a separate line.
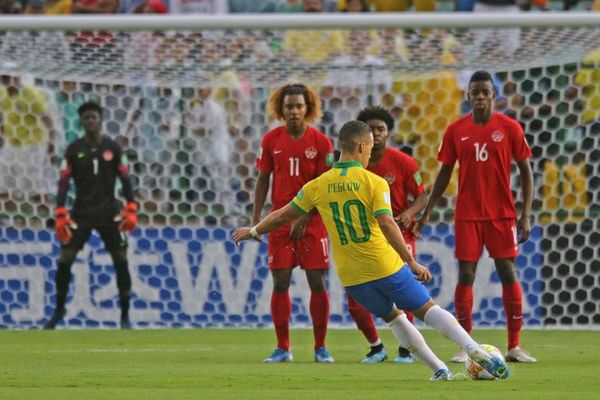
[118, 201, 138, 232]
[55, 207, 75, 244]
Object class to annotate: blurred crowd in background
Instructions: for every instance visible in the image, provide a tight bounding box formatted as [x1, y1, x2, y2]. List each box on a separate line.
[0, 0, 599, 15]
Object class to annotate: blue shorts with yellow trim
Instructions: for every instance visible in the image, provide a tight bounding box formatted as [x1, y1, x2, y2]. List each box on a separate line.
[345, 266, 431, 318]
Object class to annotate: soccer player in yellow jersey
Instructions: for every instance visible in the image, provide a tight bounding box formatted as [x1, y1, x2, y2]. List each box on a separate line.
[233, 120, 510, 381]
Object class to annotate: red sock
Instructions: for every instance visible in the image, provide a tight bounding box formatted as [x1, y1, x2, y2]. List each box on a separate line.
[454, 283, 474, 335]
[404, 311, 415, 323]
[502, 282, 523, 350]
[310, 290, 330, 350]
[271, 291, 291, 351]
[347, 294, 379, 344]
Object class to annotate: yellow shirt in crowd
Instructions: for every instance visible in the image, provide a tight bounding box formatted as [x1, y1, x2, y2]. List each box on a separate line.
[0, 84, 49, 147]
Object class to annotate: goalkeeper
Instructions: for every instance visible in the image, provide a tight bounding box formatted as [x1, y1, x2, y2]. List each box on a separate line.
[44, 101, 137, 330]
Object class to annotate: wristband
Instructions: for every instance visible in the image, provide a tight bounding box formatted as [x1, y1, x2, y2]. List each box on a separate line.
[249, 226, 260, 239]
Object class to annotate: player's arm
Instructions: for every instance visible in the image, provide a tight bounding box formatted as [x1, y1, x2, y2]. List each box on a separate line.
[396, 191, 427, 230]
[233, 204, 303, 245]
[252, 170, 271, 225]
[55, 150, 74, 244]
[516, 159, 533, 243]
[376, 213, 431, 283]
[413, 163, 454, 235]
[116, 147, 138, 232]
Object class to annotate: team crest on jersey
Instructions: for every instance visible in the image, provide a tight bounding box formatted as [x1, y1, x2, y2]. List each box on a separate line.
[103, 150, 114, 161]
[305, 146, 317, 159]
[383, 174, 395, 185]
[491, 130, 504, 142]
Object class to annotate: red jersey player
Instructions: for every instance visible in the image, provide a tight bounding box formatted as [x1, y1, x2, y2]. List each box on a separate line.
[254, 83, 334, 363]
[415, 71, 536, 363]
[340, 106, 426, 364]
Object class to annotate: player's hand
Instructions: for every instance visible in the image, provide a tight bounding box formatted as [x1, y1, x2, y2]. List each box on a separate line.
[231, 227, 262, 246]
[54, 207, 76, 244]
[407, 260, 432, 284]
[394, 212, 413, 230]
[412, 213, 429, 238]
[118, 202, 138, 232]
[516, 215, 531, 244]
[289, 217, 308, 240]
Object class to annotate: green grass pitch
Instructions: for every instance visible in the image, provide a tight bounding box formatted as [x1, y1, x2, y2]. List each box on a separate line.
[0, 329, 598, 400]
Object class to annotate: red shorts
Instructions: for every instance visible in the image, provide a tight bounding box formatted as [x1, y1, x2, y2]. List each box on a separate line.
[455, 219, 518, 262]
[267, 225, 329, 270]
[401, 231, 416, 257]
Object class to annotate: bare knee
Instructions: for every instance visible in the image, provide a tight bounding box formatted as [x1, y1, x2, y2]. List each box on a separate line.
[305, 270, 326, 292]
[271, 269, 292, 293]
[458, 261, 477, 285]
[383, 306, 404, 323]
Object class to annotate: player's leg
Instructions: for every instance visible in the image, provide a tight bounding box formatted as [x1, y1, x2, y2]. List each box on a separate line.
[487, 219, 536, 362]
[300, 232, 333, 363]
[305, 269, 333, 363]
[98, 224, 132, 329]
[346, 292, 387, 363]
[452, 220, 483, 362]
[44, 224, 92, 329]
[346, 278, 450, 380]
[449, 260, 478, 362]
[265, 268, 293, 362]
[396, 234, 417, 363]
[262, 233, 295, 362]
[409, 296, 509, 378]
[402, 235, 417, 324]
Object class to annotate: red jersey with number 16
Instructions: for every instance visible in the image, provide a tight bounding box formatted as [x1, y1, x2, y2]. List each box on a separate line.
[437, 112, 531, 221]
[256, 125, 333, 211]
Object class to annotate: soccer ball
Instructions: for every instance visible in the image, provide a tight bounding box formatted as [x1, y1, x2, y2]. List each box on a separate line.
[465, 344, 504, 380]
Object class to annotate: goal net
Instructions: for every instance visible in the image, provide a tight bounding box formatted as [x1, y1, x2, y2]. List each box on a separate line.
[0, 14, 598, 329]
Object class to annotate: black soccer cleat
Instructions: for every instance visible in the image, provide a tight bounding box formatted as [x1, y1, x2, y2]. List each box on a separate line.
[120, 317, 132, 330]
[43, 310, 65, 330]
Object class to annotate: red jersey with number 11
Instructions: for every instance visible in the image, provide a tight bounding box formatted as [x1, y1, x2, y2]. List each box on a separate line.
[256, 125, 333, 210]
[437, 112, 531, 221]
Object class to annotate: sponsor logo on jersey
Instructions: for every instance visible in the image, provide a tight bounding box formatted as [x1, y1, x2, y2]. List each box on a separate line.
[326, 152, 334, 166]
[461, 136, 470, 141]
[103, 150, 114, 161]
[413, 171, 422, 185]
[383, 191, 391, 205]
[491, 130, 504, 142]
[305, 146, 317, 159]
[257, 147, 263, 159]
[384, 174, 395, 185]
[77, 151, 85, 159]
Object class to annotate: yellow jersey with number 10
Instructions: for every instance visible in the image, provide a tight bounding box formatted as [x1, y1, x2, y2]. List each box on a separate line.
[290, 160, 404, 286]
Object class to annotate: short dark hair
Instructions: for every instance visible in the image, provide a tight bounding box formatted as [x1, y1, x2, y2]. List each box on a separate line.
[339, 120, 371, 152]
[356, 106, 394, 131]
[469, 70, 494, 87]
[77, 101, 103, 117]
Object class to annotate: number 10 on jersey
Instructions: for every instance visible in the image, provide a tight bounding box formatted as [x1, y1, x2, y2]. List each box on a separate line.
[329, 200, 371, 245]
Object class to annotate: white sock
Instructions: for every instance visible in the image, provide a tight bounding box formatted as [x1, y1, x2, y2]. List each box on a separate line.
[369, 338, 382, 347]
[423, 305, 477, 350]
[388, 314, 447, 373]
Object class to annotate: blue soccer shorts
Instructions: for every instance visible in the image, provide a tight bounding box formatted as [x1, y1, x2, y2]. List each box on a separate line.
[345, 266, 431, 318]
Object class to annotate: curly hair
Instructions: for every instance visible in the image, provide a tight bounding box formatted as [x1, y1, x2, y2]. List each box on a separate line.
[356, 106, 394, 131]
[267, 83, 322, 124]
